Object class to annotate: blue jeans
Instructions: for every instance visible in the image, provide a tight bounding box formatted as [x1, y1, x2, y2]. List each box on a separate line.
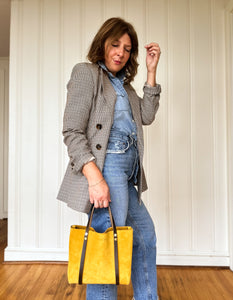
[86, 133, 158, 300]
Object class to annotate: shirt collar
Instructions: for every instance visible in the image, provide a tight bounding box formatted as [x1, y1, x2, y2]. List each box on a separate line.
[98, 61, 125, 83]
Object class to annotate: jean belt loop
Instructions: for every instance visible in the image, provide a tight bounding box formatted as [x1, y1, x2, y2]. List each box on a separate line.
[128, 134, 137, 148]
[133, 137, 137, 147]
[128, 135, 133, 147]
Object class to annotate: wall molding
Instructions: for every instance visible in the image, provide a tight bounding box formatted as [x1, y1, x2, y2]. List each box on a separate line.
[225, 0, 233, 271]
[157, 252, 229, 267]
[4, 247, 69, 262]
[0, 57, 9, 219]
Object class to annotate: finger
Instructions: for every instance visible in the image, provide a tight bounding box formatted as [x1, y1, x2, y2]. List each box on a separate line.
[148, 48, 161, 55]
[145, 42, 159, 49]
[149, 52, 161, 58]
[107, 194, 111, 202]
[148, 48, 161, 57]
[145, 43, 160, 50]
[94, 199, 99, 208]
[103, 200, 109, 208]
[147, 46, 160, 53]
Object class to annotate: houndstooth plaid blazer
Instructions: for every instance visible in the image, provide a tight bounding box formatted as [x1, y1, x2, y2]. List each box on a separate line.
[57, 63, 161, 213]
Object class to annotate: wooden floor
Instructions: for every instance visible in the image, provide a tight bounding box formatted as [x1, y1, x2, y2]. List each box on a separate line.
[1, 219, 233, 299]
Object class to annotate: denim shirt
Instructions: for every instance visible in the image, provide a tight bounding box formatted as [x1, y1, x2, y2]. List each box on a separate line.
[98, 62, 137, 140]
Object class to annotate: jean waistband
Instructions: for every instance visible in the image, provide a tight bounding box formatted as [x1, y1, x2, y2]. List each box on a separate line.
[108, 131, 137, 145]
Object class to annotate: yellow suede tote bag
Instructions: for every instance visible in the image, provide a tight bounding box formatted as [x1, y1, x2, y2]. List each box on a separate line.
[68, 205, 133, 285]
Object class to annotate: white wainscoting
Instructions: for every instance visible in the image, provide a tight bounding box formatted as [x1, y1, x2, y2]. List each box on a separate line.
[0, 57, 9, 220]
[225, 0, 233, 271]
[5, 0, 230, 266]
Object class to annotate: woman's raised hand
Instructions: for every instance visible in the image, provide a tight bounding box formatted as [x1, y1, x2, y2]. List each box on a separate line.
[144, 42, 161, 73]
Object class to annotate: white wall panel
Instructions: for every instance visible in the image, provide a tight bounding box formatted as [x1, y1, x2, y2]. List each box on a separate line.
[7, 0, 22, 248]
[191, 0, 215, 252]
[39, 0, 62, 248]
[225, 0, 233, 271]
[0, 58, 9, 220]
[82, 0, 104, 60]
[167, 0, 192, 252]
[20, 0, 40, 248]
[146, 0, 170, 251]
[5, 0, 230, 266]
[211, 0, 228, 254]
[103, 0, 125, 18]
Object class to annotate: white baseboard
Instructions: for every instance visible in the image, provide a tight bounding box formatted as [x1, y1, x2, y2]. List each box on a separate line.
[4, 247, 230, 267]
[157, 251, 229, 267]
[4, 247, 69, 262]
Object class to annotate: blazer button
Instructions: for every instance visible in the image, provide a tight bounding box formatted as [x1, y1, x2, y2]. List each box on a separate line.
[71, 162, 74, 167]
[96, 124, 102, 130]
[96, 144, 102, 150]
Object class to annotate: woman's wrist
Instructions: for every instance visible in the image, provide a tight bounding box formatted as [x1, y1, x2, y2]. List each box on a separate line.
[146, 70, 156, 87]
[89, 177, 104, 188]
[82, 160, 104, 186]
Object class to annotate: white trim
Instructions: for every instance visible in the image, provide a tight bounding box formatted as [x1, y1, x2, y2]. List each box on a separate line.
[0, 57, 9, 220]
[157, 254, 229, 267]
[4, 247, 229, 266]
[225, 0, 233, 272]
[4, 247, 68, 262]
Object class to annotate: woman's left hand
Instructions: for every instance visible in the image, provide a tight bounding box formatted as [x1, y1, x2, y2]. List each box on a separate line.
[145, 42, 161, 73]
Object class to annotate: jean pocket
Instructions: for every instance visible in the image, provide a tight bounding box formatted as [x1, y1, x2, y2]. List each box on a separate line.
[106, 139, 130, 154]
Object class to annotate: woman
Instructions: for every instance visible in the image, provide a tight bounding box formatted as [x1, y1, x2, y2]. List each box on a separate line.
[57, 17, 161, 300]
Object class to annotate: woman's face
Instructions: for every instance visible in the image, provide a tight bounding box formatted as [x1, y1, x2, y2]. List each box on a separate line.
[104, 33, 131, 76]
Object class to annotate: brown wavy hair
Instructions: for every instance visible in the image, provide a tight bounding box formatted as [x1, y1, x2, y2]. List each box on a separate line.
[87, 17, 139, 84]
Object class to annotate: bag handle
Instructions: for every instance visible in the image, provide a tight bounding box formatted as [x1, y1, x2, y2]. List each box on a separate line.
[78, 204, 119, 285]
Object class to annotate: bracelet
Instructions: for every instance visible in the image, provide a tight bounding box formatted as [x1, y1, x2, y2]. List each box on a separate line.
[89, 178, 104, 188]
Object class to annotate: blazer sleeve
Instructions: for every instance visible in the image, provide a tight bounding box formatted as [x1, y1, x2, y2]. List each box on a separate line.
[140, 83, 161, 125]
[62, 63, 95, 173]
